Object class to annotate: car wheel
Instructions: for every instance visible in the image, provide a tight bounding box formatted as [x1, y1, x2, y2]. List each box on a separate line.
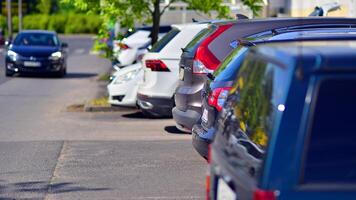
[5, 70, 14, 77]
[55, 67, 66, 78]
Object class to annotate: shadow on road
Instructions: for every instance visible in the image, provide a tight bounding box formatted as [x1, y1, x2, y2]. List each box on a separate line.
[0, 180, 110, 196]
[9, 72, 98, 79]
[64, 72, 98, 79]
[7, 72, 98, 79]
[122, 111, 171, 120]
[164, 126, 189, 135]
[121, 111, 150, 119]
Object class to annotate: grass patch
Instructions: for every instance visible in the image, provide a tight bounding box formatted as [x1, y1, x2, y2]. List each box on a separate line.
[89, 96, 110, 107]
[67, 104, 84, 112]
[98, 73, 111, 82]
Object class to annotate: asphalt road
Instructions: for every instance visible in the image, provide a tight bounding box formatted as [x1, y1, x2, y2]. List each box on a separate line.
[0, 36, 206, 200]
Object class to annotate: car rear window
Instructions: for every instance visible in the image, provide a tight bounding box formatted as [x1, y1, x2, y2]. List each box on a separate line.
[213, 47, 248, 82]
[149, 28, 180, 53]
[232, 57, 288, 149]
[183, 26, 215, 53]
[302, 78, 356, 184]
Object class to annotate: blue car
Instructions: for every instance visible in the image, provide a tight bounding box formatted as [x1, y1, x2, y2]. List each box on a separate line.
[192, 28, 356, 160]
[209, 40, 356, 200]
[5, 30, 68, 77]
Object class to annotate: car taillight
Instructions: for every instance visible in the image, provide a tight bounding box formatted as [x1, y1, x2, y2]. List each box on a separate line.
[145, 60, 170, 72]
[208, 87, 231, 111]
[253, 189, 277, 200]
[194, 24, 233, 72]
[119, 43, 130, 50]
[193, 59, 214, 74]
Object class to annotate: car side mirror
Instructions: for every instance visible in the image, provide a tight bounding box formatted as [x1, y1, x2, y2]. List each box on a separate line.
[61, 42, 68, 48]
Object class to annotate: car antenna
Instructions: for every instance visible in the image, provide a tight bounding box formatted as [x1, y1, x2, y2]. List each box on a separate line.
[272, 29, 279, 36]
[238, 39, 256, 47]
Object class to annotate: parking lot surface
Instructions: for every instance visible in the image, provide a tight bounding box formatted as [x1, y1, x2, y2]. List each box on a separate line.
[0, 36, 206, 200]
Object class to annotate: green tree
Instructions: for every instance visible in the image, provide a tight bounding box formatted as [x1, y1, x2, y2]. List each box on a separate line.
[37, 0, 59, 14]
[62, 0, 263, 44]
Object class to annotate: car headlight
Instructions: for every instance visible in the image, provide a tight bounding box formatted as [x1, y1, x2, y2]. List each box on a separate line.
[113, 69, 141, 84]
[49, 51, 62, 60]
[7, 50, 18, 61]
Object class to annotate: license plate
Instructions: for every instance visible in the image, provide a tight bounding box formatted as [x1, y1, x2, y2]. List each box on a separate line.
[24, 61, 41, 67]
[217, 178, 236, 200]
[202, 109, 208, 123]
[179, 67, 184, 80]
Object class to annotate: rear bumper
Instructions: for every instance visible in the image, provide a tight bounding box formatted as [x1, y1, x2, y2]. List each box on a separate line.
[192, 124, 213, 160]
[173, 80, 205, 130]
[137, 93, 174, 117]
[172, 106, 201, 132]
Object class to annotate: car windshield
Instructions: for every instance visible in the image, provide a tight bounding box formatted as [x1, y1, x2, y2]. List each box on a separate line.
[13, 33, 59, 46]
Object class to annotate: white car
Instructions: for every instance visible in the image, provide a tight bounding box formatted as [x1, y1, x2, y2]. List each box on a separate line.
[113, 30, 151, 68]
[137, 23, 208, 117]
[113, 27, 171, 69]
[107, 62, 144, 107]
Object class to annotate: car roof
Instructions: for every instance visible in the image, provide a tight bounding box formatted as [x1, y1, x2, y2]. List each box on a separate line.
[212, 17, 356, 27]
[208, 17, 356, 62]
[248, 28, 356, 43]
[19, 30, 57, 35]
[252, 41, 356, 73]
[171, 23, 208, 30]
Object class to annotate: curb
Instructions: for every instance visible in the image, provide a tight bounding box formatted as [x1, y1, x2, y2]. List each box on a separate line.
[84, 103, 137, 112]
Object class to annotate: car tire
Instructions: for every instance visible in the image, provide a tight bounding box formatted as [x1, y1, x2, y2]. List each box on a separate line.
[55, 67, 66, 78]
[5, 70, 14, 77]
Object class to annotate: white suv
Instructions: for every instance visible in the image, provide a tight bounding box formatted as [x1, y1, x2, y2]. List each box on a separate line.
[137, 23, 207, 117]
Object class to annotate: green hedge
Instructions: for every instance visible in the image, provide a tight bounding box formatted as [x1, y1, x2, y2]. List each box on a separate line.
[0, 14, 102, 34]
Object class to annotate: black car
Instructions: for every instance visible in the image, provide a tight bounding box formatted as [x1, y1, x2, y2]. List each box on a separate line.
[173, 17, 356, 133]
[193, 28, 356, 159]
[209, 40, 356, 200]
[5, 30, 68, 77]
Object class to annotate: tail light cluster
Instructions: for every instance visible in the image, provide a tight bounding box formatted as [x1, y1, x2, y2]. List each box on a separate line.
[145, 60, 170, 72]
[193, 24, 233, 74]
[208, 87, 232, 111]
[119, 43, 130, 50]
[253, 189, 277, 200]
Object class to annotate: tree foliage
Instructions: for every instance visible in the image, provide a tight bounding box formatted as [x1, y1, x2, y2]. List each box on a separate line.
[37, 0, 59, 14]
[62, 0, 263, 44]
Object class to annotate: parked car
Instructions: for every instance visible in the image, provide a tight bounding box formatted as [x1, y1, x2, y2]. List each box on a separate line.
[209, 40, 356, 200]
[137, 23, 208, 117]
[173, 17, 356, 133]
[113, 26, 171, 69]
[0, 29, 5, 46]
[193, 28, 356, 159]
[5, 30, 68, 77]
[107, 62, 144, 107]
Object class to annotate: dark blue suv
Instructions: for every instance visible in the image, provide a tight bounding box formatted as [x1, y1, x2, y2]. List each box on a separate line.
[193, 28, 356, 160]
[209, 41, 356, 200]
